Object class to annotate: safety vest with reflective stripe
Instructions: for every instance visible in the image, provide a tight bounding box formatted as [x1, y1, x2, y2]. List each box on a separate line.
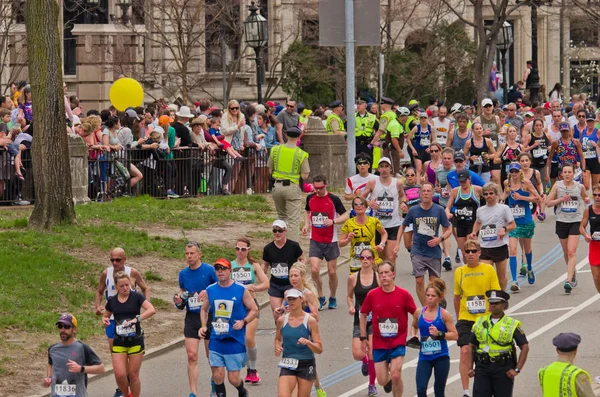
[326, 113, 345, 134]
[379, 110, 397, 139]
[405, 116, 417, 135]
[538, 361, 591, 397]
[472, 314, 520, 357]
[355, 112, 377, 137]
[269, 144, 308, 185]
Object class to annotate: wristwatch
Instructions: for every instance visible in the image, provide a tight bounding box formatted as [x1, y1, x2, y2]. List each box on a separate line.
[359, 335, 368, 341]
[80, 365, 85, 373]
[514, 368, 520, 373]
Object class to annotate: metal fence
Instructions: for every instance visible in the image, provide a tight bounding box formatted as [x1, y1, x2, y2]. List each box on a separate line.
[0, 147, 272, 205]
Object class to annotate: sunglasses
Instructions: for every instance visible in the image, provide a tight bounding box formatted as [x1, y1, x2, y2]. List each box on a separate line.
[483, 192, 495, 196]
[57, 324, 72, 330]
[405, 174, 416, 177]
[235, 247, 249, 251]
[357, 162, 370, 166]
[273, 228, 285, 233]
[465, 249, 479, 254]
[483, 104, 493, 108]
[353, 202, 365, 207]
[286, 105, 295, 108]
[594, 193, 600, 197]
[313, 185, 326, 190]
[430, 149, 440, 153]
[454, 159, 464, 163]
[578, 115, 586, 118]
[230, 107, 239, 110]
[360, 255, 374, 260]
[509, 170, 519, 174]
[110, 258, 123, 263]
[214, 265, 229, 271]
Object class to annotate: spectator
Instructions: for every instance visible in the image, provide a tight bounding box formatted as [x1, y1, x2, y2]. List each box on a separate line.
[257, 113, 277, 149]
[18, 84, 32, 123]
[117, 109, 142, 148]
[102, 116, 124, 152]
[548, 83, 563, 103]
[489, 61, 497, 95]
[507, 81, 524, 104]
[189, 116, 211, 150]
[173, 106, 196, 147]
[220, 100, 245, 145]
[198, 99, 211, 116]
[158, 115, 178, 157]
[208, 116, 243, 160]
[275, 99, 300, 143]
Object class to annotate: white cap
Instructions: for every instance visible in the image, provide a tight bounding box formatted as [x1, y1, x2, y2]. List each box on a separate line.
[272, 220, 287, 229]
[481, 98, 493, 107]
[378, 157, 392, 166]
[285, 288, 304, 299]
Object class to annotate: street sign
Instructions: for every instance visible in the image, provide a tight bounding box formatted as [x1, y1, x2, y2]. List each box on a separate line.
[319, 0, 381, 47]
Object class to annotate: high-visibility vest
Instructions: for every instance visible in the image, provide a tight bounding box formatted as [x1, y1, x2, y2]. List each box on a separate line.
[299, 115, 308, 126]
[355, 112, 376, 137]
[326, 113, 345, 134]
[472, 314, 520, 357]
[405, 116, 417, 134]
[269, 145, 308, 185]
[538, 361, 591, 397]
[379, 110, 396, 139]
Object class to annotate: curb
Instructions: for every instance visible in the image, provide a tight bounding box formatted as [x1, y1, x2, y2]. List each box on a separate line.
[31, 255, 351, 397]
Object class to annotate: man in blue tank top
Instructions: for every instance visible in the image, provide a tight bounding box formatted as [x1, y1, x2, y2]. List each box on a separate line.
[200, 258, 259, 397]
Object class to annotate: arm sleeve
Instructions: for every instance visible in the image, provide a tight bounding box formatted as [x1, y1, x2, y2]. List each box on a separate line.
[332, 195, 347, 214]
[341, 221, 350, 234]
[168, 127, 176, 148]
[513, 326, 528, 346]
[48, 346, 53, 365]
[402, 211, 414, 227]
[82, 343, 102, 366]
[105, 297, 113, 312]
[276, 112, 284, 125]
[179, 272, 184, 290]
[405, 290, 417, 314]
[210, 268, 218, 284]
[575, 373, 595, 397]
[262, 245, 270, 263]
[470, 171, 485, 187]
[470, 332, 479, 346]
[305, 194, 314, 211]
[295, 242, 304, 258]
[136, 291, 147, 306]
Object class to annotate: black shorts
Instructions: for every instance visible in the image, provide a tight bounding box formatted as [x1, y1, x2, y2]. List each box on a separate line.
[550, 162, 559, 179]
[585, 158, 600, 174]
[416, 149, 431, 163]
[268, 282, 292, 298]
[456, 320, 475, 347]
[454, 220, 475, 238]
[555, 221, 580, 240]
[480, 245, 509, 263]
[279, 359, 317, 381]
[112, 336, 145, 355]
[490, 162, 501, 171]
[377, 226, 400, 244]
[184, 311, 212, 340]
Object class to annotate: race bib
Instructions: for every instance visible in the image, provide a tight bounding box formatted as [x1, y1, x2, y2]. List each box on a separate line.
[585, 150, 597, 159]
[378, 318, 398, 338]
[54, 384, 76, 397]
[592, 231, 600, 241]
[511, 205, 525, 218]
[420, 136, 430, 147]
[188, 293, 202, 310]
[278, 357, 299, 370]
[480, 224, 497, 241]
[532, 148, 546, 158]
[562, 200, 578, 213]
[116, 320, 136, 337]
[436, 135, 447, 146]
[232, 267, 252, 284]
[376, 197, 394, 213]
[353, 243, 370, 258]
[421, 339, 442, 355]
[311, 212, 328, 228]
[212, 319, 230, 335]
[466, 295, 486, 314]
[271, 263, 289, 279]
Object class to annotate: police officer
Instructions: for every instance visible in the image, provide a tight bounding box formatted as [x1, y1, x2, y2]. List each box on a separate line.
[370, 97, 396, 149]
[268, 127, 310, 242]
[355, 99, 378, 159]
[325, 100, 346, 135]
[467, 290, 529, 397]
[539, 333, 595, 397]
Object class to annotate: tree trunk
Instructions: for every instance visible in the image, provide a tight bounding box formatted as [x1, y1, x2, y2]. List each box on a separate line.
[26, 0, 76, 229]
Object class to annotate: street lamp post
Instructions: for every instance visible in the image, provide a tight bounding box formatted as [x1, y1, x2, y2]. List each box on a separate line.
[244, 2, 268, 104]
[497, 21, 514, 105]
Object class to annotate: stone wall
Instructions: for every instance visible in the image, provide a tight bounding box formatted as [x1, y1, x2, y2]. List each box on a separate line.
[67, 134, 89, 205]
[302, 116, 347, 189]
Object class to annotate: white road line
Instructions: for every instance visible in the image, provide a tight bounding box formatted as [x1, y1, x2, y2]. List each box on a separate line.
[338, 258, 591, 397]
[511, 307, 574, 316]
[578, 269, 592, 273]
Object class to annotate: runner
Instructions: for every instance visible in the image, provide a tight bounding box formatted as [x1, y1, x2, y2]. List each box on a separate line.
[501, 162, 541, 291]
[400, 167, 421, 254]
[408, 279, 458, 397]
[173, 241, 218, 397]
[469, 182, 516, 291]
[494, 124, 523, 186]
[432, 106, 451, 148]
[547, 122, 586, 186]
[447, 152, 485, 189]
[339, 195, 387, 273]
[408, 112, 432, 179]
[435, 148, 456, 269]
[453, 239, 501, 397]
[546, 163, 589, 293]
[362, 157, 406, 261]
[263, 220, 305, 320]
[545, 111, 564, 188]
[199, 258, 259, 397]
[423, 143, 442, 185]
[230, 237, 269, 385]
[44, 314, 105, 397]
[579, 183, 600, 295]
[360, 261, 417, 396]
[451, 113, 473, 154]
[580, 112, 600, 190]
[446, 170, 483, 266]
[275, 288, 323, 397]
[344, 153, 377, 209]
[522, 120, 550, 218]
[464, 122, 495, 183]
[474, 98, 502, 186]
[302, 174, 348, 310]
[394, 183, 452, 306]
[102, 271, 157, 397]
[347, 248, 379, 397]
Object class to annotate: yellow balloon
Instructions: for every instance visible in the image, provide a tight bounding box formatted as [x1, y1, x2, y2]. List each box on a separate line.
[109, 78, 144, 112]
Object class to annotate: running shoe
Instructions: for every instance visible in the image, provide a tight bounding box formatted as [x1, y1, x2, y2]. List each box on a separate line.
[564, 281, 573, 294]
[510, 281, 520, 292]
[113, 389, 124, 397]
[315, 387, 327, 397]
[455, 249, 460, 263]
[527, 267, 536, 285]
[251, 369, 261, 384]
[442, 256, 452, 271]
[571, 271, 578, 288]
[361, 360, 369, 376]
[368, 384, 378, 396]
[189, 394, 196, 397]
[244, 369, 253, 383]
[384, 380, 393, 393]
[537, 212, 546, 221]
[519, 264, 527, 276]
[318, 296, 327, 311]
[166, 189, 179, 198]
[328, 297, 337, 309]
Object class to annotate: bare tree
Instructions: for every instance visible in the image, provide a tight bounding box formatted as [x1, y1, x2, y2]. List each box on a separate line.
[0, 1, 27, 94]
[26, 0, 75, 228]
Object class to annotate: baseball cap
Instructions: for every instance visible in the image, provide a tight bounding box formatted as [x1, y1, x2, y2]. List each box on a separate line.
[56, 313, 78, 328]
[454, 152, 466, 161]
[559, 122, 570, 131]
[266, 101, 276, 108]
[586, 112, 595, 121]
[457, 169, 470, 182]
[481, 98, 493, 107]
[272, 220, 287, 229]
[125, 109, 141, 121]
[509, 162, 521, 172]
[378, 157, 392, 166]
[214, 258, 231, 269]
[543, 102, 551, 110]
[419, 112, 428, 118]
[285, 288, 304, 299]
[524, 111, 534, 118]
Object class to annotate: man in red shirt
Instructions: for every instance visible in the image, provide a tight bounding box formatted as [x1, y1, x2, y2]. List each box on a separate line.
[359, 261, 417, 396]
[302, 174, 348, 310]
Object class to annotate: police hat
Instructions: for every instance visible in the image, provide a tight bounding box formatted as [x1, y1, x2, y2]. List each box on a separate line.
[286, 127, 302, 137]
[552, 332, 581, 352]
[381, 97, 395, 105]
[486, 289, 510, 303]
[329, 100, 344, 109]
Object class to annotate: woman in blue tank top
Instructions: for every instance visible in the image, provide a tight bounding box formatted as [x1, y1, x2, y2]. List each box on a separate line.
[408, 113, 433, 181]
[230, 237, 269, 384]
[581, 114, 600, 190]
[502, 162, 541, 292]
[275, 288, 323, 397]
[409, 279, 457, 397]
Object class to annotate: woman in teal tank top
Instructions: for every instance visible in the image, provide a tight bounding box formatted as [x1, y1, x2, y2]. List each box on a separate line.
[231, 237, 269, 384]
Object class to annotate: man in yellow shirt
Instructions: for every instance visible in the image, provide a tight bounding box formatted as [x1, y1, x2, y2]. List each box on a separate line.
[453, 239, 500, 397]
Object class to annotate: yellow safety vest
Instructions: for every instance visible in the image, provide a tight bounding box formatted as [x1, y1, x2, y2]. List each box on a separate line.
[539, 361, 591, 397]
[355, 112, 376, 137]
[472, 314, 520, 357]
[405, 116, 416, 134]
[326, 113, 345, 134]
[269, 145, 308, 185]
[379, 110, 396, 139]
[299, 115, 308, 125]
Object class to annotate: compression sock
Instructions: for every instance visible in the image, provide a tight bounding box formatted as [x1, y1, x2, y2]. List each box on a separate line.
[235, 380, 247, 397]
[510, 256, 518, 282]
[526, 252, 533, 270]
[368, 358, 376, 385]
[215, 382, 226, 397]
[362, 355, 368, 364]
[247, 346, 257, 370]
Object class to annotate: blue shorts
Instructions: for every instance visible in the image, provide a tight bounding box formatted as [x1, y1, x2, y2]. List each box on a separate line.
[105, 319, 116, 339]
[209, 350, 247, 371]
[373, 345, 406, 363]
